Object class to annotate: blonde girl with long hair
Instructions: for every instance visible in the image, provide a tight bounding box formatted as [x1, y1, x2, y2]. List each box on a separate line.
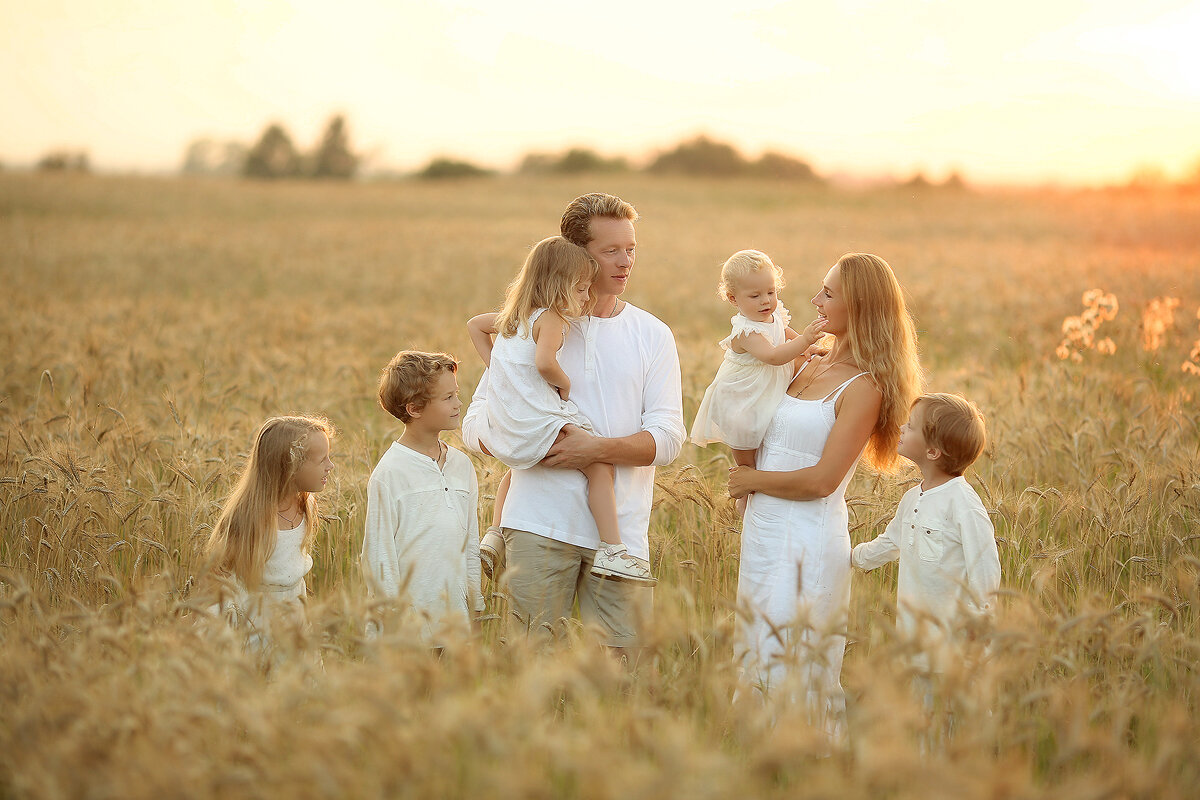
[206, 415, 335, 643]
[467, 235, 655, 585]
[727, 252, 922, 743]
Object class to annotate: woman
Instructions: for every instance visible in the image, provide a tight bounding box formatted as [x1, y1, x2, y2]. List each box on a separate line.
[728, 253, 922, 740]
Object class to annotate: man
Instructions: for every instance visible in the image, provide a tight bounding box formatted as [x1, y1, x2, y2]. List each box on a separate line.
[460, 192, 685, 648]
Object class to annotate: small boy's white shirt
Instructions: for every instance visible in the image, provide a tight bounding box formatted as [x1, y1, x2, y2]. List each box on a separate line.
[361, 442, 484, 645]
[853, 476, 1001, 646]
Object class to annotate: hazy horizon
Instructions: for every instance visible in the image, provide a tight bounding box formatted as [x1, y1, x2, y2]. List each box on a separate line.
[4, 0, 1198, 186]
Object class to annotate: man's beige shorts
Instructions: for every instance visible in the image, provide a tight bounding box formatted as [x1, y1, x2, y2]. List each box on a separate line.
[501, 527, 652, 648]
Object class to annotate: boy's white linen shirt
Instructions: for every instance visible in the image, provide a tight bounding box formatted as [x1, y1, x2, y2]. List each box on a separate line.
[852, 476, 1001, 629]
[461, 303, 685, 560]
[361, 443, 484, 640]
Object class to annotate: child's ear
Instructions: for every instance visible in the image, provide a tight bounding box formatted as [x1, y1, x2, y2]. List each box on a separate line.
[926, 447, 943, 462]
[406, 403, 422, 420]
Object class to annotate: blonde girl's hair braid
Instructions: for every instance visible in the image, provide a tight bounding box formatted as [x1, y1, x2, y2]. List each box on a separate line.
[206, 415, 335, 589]
[836, 253, 924, 471]
[494, 236, 598, 338]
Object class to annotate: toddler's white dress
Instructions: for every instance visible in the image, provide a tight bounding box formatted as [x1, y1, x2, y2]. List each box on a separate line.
[690, 303, 794, 450]
[479, 307, 593, 470]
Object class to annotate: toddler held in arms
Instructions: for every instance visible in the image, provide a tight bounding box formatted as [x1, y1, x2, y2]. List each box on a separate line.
[690, 250, 827, 508]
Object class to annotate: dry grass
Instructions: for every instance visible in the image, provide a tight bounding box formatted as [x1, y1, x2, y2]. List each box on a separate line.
[2, 173, 1199, 798]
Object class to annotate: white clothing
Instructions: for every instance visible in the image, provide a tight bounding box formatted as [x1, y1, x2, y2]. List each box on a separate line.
[462, 302, 685, 560]
[691, 303, 794, 449]
[852, 476, 1001, 670]
[211, 519, 312, 648]
[361, 442, 484, 644]
[735, 368, 867, 740]
[477, 307, 594, 469]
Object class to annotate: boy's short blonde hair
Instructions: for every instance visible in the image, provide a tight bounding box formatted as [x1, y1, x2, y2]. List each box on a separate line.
[378, 351, 458, 423]
[915, 392, 987, 476]
[716, 249, 785, 301]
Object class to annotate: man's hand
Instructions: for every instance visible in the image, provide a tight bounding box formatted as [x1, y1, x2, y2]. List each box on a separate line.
[541, 424, 603, 470]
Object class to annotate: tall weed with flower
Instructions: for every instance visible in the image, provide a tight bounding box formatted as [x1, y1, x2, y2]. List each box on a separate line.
[1055, 289, 1118, 362]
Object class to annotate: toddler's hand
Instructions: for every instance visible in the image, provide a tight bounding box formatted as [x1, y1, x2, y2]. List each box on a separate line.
[799, 315, 828, 348]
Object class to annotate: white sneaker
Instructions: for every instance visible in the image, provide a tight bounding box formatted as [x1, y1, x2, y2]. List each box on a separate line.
[590, 544, 657, 585]
[480, 526, 505, 580]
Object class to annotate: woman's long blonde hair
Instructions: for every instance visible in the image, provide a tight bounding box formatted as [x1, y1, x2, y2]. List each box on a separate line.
[836, 253, 924, 471]
[206, 415, 334, 588]
[494, 236, 598, 338]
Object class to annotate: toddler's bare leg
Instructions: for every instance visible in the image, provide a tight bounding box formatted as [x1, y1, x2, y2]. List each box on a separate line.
[582, 461, 620, 546]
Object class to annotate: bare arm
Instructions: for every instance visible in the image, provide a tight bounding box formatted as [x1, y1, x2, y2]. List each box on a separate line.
[467, 313, 499, 367]
[533, 310, 571, 399]
[728, 378, 881, 500]
[733, 316, 828, 366]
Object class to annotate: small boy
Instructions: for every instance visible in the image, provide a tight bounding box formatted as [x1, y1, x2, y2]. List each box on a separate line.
[852, 392, 1001, 673]
[361, 351, 484, 644]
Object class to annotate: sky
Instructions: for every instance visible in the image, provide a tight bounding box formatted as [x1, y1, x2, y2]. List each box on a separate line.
[3, 0, 1199, 185]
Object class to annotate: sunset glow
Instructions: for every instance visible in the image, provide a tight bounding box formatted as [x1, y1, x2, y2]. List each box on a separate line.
[3, 0, 1198, 184]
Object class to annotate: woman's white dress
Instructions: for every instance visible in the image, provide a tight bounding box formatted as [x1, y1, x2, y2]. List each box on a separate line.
[690, 303, 793, 450]
[735, 368, 867, 740]
[479, 307, 593, 469]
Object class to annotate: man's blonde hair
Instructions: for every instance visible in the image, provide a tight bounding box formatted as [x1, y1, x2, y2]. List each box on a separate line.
[716, 249, 785, 301]
[560, 192, 638, 247]
[378, 351, 458, 424]
[915, 392, 987, 476]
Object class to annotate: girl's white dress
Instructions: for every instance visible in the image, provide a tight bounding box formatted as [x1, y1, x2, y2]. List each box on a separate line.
[735, 368, 867, 743]
[211, 520, 312, 651]
[690, 303, 793, 450]
[479, 307, 593, 470]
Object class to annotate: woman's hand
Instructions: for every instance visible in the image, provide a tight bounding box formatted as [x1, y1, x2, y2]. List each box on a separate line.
[728, 465, 758, 499]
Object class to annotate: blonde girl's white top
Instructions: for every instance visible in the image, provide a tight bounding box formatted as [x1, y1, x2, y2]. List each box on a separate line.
[211, 519, 313, 642]
[690, 302, 794, 449]
[478, 307, 594, 469]
[361, 442, 484, 645]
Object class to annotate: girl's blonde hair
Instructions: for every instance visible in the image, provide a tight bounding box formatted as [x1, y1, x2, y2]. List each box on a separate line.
[835, 253, 924, 471]
[494, 236, 598, 338]
[716, 249, 785, 301]
[206, 415, 335, 589]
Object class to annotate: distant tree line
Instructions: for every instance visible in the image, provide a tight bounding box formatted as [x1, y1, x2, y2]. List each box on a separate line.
[183, 115, 359, 180]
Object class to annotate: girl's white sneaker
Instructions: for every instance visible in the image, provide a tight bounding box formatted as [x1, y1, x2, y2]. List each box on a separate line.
[590, 544, 657, 585]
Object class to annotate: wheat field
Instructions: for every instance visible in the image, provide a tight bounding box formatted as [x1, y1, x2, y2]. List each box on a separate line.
[2, 172, 1199, 799]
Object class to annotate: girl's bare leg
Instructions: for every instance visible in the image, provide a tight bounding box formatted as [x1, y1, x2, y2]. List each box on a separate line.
[581, 461, 620, 546]
[492, 470, 511, 528]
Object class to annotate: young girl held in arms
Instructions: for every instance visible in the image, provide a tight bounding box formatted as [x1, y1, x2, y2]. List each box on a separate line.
[206, 415, 335, 648]
[691, 249, 828, 474]
[467, 235, 654, 584]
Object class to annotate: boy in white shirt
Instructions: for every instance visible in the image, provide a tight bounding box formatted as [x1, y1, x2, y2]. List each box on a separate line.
[361, 351, 484, 645]
[852, 392, 1001, 677]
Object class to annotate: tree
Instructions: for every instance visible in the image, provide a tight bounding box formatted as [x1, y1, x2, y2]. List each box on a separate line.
[243, 124, 300, 179]
[415, 157, 493, 180]
[36, 150, 90, 172]
[311, 115, 358, 180]
[181, 138, 247, 176]
[751, 151, 820, 182]
[647, 136, 747, 176]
